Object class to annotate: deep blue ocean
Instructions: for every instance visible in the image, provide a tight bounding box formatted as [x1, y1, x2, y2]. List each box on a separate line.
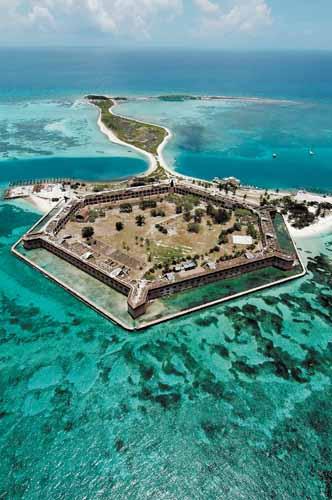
[2, 48, 332, 101]
[2, 48, 332, 191]
[1, 49, 332, 499]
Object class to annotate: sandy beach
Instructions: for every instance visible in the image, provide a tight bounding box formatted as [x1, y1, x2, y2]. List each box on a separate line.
[285, 191, 332, 238]
[95, 97, 173, 177]
[287, 214, 332, 239]
[97, 110, 157, 175]
[295, 191, 332, 205]
[27, 195, 55, 213]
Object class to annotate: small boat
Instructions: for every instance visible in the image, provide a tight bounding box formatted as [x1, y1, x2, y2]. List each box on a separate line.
[272, 153, 277, 159]
[309, 149, 315, 156]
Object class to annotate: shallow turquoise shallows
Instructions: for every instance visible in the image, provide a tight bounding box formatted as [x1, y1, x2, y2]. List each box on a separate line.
[1, 49, 332, 499]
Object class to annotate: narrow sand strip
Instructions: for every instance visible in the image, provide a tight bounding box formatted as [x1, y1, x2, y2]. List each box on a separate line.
[110, 99, 173, 173]
[97, 111, 156, 174]
[93, 97, 173, 177]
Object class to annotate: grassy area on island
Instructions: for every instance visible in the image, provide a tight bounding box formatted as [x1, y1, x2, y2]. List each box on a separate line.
[88, 96, 167, 156]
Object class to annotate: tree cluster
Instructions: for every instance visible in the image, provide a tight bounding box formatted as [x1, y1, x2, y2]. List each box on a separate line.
[119, 203, 132, 213]
[155, 223, 168, 234]
[139, 199, 157, 210]
[82, 226, 94, 239]
[151, 208, 166, 217]
[207, 204, 231, 225]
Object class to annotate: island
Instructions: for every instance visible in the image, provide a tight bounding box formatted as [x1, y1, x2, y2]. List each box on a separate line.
[5, 94, 319, 330]
[87, 95, 171, 180]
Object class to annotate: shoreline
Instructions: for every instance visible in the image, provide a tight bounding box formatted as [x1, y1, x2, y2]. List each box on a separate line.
[5, 95, 332, 239]
[97, 96, 219, 186]
[287, 214, 332, 239]
[97, 108, 157, 176]
[93, 97, 175, 178]
[23, 195, 56, 214]
[110, 98, 174, 175]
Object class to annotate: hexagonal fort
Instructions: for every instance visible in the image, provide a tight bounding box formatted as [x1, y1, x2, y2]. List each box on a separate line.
[22, 179, 300, 321]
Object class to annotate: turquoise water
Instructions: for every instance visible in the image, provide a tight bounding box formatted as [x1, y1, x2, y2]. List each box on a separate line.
[0, 98, 148, 180]
[117, 98, 332, 191]
[1, 49, 332, 498]
[1, 199, 332, 498]
[0, 156, 147, 183]
[4, 96, 332, 190]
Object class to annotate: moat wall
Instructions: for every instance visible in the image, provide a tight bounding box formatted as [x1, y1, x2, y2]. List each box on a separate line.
[23, 237, 131, 296]
[24, 234, 295, 317]
[22, 181, 299, 319]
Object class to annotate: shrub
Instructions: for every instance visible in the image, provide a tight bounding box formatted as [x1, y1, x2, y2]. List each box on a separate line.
[115, 221, 124, 231]
[187, 222, 200, 233]
[219, 233, 228, 244]
[135, 215, 145, 226]
[214, 208, 231, 224]
[194, 208, 205, 223]
[120, 203, 132, 213]
[183, 211, 192, 222]
[140, 199, 157, 210]
[247, 223, 258, 239]
[82, 226, 94, 239]
[151, 208, 165, 217]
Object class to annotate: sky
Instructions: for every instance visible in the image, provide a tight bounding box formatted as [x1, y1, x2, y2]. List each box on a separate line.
[0, 0, 331, 50]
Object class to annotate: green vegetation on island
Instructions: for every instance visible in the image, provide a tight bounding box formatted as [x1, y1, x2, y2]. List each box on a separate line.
[158, 95, 197, 102]
[88, 96, 167, 156]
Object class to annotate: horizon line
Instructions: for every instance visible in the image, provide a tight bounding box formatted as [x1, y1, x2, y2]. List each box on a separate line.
[0, 45, 332, 53]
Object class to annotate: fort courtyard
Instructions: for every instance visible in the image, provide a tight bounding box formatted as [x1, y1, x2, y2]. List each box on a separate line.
[57, 193, 263, 283]
[18, 178, 303, 326]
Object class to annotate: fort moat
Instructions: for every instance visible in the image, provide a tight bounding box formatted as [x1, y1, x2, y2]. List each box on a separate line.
[6, 95, 309, 330]
[8, 175, 304, 330]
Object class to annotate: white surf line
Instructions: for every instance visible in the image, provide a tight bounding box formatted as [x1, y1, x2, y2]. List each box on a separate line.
[109, 100, 206, 183]
[89, 96, 173, 177]
[109, 98, 173, 175]
[96, 108, 156, 175]
[92, 94, 299, 186]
